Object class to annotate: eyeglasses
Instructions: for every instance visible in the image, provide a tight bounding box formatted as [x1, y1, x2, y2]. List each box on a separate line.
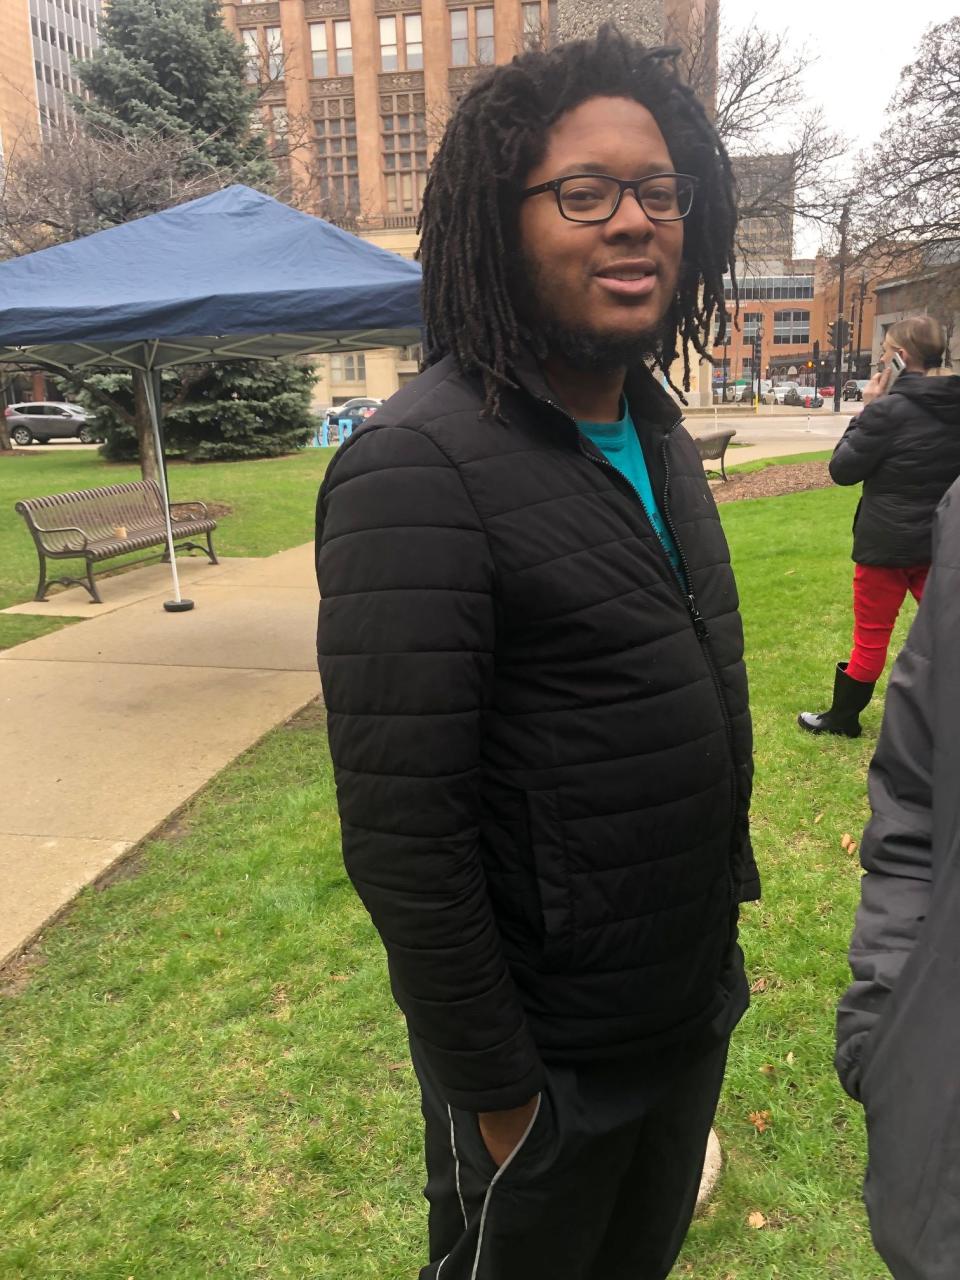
[520, 172, 696, 224]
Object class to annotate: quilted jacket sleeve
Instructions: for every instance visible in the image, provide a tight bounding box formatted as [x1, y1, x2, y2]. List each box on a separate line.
[835, 527, 937, 1101]
[829, 398, 896, 486]
[316, 424, 545, 1112]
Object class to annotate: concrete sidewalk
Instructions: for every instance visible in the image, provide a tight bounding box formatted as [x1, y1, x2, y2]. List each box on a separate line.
[0, 543, 320, 969]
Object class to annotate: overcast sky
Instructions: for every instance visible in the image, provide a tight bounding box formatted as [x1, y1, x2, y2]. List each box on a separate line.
[719, 1, 956, 157]
[717, 2, 956, 253]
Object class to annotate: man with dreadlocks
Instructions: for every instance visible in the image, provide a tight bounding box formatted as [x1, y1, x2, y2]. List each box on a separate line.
[316, 24, 757, 1280]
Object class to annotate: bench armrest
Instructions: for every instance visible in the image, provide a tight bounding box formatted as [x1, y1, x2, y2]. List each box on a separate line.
[169, 500, 209, 519]
[27, 522, 90, 549]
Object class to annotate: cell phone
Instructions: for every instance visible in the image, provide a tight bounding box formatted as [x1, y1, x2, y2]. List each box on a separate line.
[886, 351, 906, 389]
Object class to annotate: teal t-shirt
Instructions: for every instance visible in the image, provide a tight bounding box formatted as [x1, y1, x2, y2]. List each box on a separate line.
[578, 405, 682, 575]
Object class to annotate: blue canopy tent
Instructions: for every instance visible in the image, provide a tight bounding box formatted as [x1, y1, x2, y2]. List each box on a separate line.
[0, 184, 422, 610]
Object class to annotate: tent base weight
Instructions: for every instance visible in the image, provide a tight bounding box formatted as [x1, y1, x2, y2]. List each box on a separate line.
[163, 599, 195, 613]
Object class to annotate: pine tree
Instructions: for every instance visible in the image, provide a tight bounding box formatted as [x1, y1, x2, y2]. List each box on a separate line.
[72, 0, 315, 470]
[75, 0, 272, 184]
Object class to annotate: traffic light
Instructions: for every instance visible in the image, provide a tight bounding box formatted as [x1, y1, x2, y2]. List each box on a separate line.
[827, 320, 837, 349]
[813, 339, 821, 367]
[805, 360, 814, 369]
[836, 317, 851, 349]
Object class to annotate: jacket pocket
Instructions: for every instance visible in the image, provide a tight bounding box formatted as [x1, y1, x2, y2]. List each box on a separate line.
[526, 789, 574, 968]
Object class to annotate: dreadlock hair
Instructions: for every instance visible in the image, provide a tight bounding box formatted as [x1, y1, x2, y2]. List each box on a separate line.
[417, 23, 739, 415]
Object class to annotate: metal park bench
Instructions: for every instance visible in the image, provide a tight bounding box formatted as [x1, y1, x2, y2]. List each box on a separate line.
[15, 479, 218, 604]
[694, 428, 737, 481]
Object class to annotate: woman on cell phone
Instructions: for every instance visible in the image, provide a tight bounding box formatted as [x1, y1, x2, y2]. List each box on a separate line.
[798, 315, 960, 738]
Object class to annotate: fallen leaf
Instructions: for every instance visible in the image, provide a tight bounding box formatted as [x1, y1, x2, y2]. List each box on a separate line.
[387, 1062, 408, 1071]
[840, 832, 857, 852]
[814, 812, 824, 824]
[329, 974, 349, 982]
[747, 1210, 767, 1229]
[171, 1109, 181, 1122]
[749, 1110, 771, 1133]
[750, 977, 767, 994]
[786, 1051, 795, 1066]
[759, 1063, 776, 1077]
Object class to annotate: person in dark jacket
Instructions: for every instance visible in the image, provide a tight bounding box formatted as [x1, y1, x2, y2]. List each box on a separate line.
[798, 315, 960, 737]
[316, 28, 758, 1280]
[835, 472, 960, 1279]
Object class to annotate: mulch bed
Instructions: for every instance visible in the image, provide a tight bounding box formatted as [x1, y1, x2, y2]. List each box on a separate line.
[711, 460, 832, 504]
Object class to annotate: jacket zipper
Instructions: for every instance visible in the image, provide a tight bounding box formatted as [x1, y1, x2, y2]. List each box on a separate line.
[544, 397, 743, 906]
[658, 427, 741, 896]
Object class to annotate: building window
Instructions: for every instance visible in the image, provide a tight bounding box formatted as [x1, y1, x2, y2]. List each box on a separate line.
[522, 2, 542, 49]
[379, 16, 398, 71]
[742, 311, 762, 339]
[476, 6, 494, 63]
[330, 353, 366, 382]
[265, 26, 284, 80]
[450, 9, 469, 66]
[381, 89, 428, 215]
[405, 13, 423, 69]
[725, 275, 814, 301]
[269, 105, 289, 157]
[241, 29, 259, 83]
[310, 22, 328, 78]
[773, 309, 810, 345]
[334, 20, 352, 75]
[315, 97, 359, 213]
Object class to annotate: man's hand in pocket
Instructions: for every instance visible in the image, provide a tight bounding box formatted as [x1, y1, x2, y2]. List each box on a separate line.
[477, 1095, 539, 1168]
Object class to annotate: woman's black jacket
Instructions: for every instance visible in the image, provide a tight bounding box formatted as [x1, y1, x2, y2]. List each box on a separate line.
[829, 373, 960, 566]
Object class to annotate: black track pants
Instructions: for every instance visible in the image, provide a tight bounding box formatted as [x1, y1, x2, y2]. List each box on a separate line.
[410, 1035, 729, 1280]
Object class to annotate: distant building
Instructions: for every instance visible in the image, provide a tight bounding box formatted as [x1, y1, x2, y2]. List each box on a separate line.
[0, 0, 40, 161]
[28, 0, 102, 135]
[715, 254, 885, 391]
[872, 252, 960, 372]
[732, 154, 795, 266]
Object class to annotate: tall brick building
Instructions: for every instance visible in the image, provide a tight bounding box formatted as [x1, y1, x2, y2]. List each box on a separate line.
[221, 0, 716, 405]
[0, 0, 40, 161]
[0, 0, 102, 149]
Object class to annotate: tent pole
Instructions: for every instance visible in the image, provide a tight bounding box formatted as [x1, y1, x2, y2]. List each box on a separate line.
[140, 364, 194, 613]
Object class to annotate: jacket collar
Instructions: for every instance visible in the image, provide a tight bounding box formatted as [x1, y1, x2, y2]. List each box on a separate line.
[509, 346, 684, 437]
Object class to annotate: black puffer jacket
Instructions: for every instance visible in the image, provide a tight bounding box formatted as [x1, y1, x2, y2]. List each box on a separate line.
[316, 354, 758, 1112]
[836, 478, 960, 1279]
[829, 373, 960, 566]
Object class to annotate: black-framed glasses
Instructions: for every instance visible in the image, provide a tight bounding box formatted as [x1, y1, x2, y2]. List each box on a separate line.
[520, 172, 697, 224]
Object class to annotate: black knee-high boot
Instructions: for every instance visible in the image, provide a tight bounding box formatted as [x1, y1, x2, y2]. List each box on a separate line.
[798, 662, 876, 739]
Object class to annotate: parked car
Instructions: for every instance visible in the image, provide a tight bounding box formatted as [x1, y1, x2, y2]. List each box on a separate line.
[819, 385, 835, 399]
[765, 381, 803, 405]
[323, 396, 382, 426]
[842, 380, 870, 401]
[783, 387, 825, 408]
[4, 402, 100, 445]
[735, 380, 771, 403]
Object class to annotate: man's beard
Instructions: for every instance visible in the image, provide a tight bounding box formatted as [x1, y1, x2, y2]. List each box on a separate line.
[536, 316, 661, 372]
[518, 251, 666, 372]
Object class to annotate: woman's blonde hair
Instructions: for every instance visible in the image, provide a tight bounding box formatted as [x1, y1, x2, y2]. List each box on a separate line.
[887, 315, 947, 370]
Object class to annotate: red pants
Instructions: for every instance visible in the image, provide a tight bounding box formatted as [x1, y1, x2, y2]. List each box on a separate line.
[846, 563, 929, 683]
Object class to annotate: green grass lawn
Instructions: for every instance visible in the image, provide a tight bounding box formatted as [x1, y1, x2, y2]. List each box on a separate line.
[0, 447, 336, 651]
[0, 464, 907, 1278]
